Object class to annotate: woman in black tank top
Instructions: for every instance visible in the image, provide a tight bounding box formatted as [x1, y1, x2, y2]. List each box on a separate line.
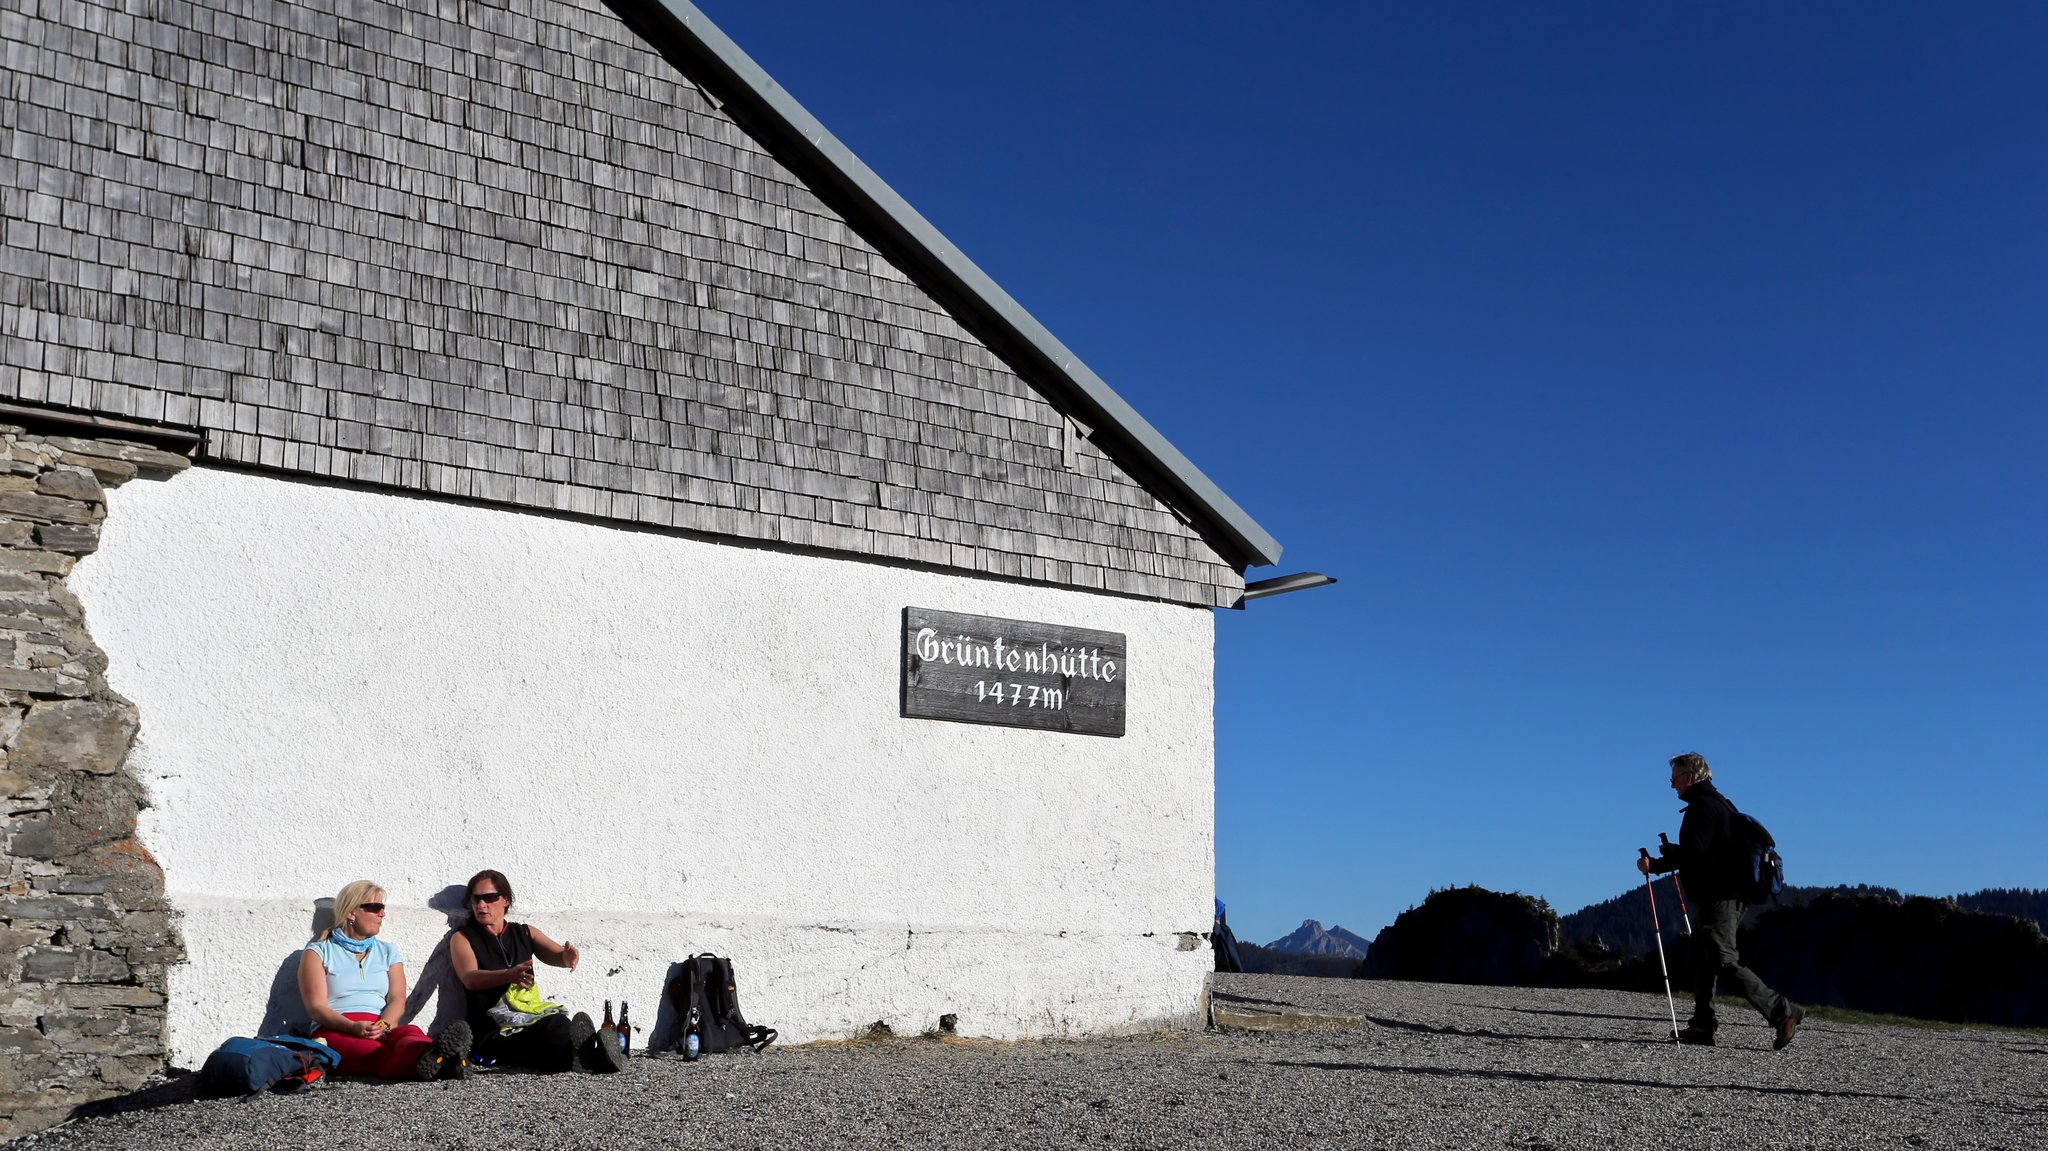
[448, 869, 624, 1073]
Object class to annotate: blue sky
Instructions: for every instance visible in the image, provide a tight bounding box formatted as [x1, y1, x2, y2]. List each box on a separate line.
[704, 1, 2048, 946]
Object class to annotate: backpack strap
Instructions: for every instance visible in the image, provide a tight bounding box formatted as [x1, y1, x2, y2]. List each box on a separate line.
[743, 1024, 777, 1052]
[263, 1034, 342, 1070]
[666, 965, 699, 1015]
[710, 957, 741, 1026]
[283, 1052, 325, 1094]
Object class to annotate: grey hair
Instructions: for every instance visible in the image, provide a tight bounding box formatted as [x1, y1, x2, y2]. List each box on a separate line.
[1668, 752, 1712, 785]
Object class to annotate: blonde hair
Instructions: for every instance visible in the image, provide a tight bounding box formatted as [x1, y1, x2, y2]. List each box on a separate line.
[329, 880, 386, 941]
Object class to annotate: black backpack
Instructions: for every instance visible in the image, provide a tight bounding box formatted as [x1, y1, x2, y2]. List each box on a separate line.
[666, 954, 776, 1054]
[1730, 810, 1786, 904]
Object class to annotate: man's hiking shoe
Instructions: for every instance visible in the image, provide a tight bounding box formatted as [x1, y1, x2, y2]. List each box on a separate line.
[585, 1026, 628, 1073]
[1676, 1025, 1715, 1046]
[1773, 1005, 1804, 1051]
[415, 1020, 472, 1081]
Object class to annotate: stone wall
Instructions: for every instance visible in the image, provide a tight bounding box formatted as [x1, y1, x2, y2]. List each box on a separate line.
[0, 426, 190, 1140]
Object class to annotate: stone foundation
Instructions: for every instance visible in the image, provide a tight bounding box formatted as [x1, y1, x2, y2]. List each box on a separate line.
[0, 425, 191, 1139]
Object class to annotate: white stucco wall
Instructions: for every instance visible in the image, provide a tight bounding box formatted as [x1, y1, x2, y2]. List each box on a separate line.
[70, 467, 1217, 1066]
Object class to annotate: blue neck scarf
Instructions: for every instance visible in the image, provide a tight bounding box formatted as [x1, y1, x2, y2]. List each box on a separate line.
[329, 926, 374, 954]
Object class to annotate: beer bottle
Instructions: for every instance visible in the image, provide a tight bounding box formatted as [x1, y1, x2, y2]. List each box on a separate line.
[618, 1000, 631, 1056]
[602, 999, 615, 1032]
[685, 1005, 702, 1061]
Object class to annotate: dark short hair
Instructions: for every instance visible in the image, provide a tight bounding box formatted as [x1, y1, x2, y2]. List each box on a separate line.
[465, 869, 515, 909]
[1668, 752, 1712, 784]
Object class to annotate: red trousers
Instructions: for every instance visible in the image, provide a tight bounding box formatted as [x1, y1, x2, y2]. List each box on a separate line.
[313, 1012, 434, 1078]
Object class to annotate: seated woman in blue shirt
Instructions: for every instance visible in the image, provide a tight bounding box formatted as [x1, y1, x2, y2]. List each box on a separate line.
[298, 879, 471, 1079]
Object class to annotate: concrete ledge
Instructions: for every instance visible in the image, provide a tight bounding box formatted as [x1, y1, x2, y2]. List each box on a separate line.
[1205, 973, 1376, 1032]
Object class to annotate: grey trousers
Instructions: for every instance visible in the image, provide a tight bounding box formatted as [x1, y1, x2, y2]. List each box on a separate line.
[1689, 897, 1789, 1029]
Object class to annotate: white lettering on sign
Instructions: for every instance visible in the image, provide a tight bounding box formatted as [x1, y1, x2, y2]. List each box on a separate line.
[974, 681, 1068, 710]
[902, 608, 1127, 737]
[913, 627, 1119, 683]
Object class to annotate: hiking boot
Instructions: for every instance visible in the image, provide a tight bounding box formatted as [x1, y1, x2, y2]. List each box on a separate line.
[1676, 1025, 1715, 1046]
[569, 1012, 598, 1070]
[434, 1021, 473, 1081]
[584, 1025, 627, 1073]
[415, 1020, 473, 1081]
[1773, 1004, 1804, 1051]
[413, 1046, 447, 1081]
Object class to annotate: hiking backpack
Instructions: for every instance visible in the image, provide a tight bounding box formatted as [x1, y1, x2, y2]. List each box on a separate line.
[1730, 810, 1786, 904]
[196, 1035, 341, 1097]
[666, 954, 777, 1055]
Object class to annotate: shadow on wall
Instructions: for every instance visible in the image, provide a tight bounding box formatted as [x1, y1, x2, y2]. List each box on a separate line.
[403, 885, 477, 1034]
[252, 887, 475, 1038]
[253, 899, 333, 1037]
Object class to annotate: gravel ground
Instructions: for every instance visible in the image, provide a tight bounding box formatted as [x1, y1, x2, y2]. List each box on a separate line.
[13, 975, 2045, 1150]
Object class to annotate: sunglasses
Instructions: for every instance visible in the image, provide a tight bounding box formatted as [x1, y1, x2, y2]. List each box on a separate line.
[359, 903, 386, 914]
[470, 892, 506, 905]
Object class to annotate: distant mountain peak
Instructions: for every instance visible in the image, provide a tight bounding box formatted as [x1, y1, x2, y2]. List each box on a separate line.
[1266, 919, 1371, 959]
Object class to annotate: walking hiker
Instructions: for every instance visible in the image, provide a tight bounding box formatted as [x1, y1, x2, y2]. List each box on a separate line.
[1637, 753, 1804, 1049]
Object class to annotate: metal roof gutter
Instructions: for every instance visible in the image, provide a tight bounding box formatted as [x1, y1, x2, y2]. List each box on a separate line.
[606, 0, 1284, 570]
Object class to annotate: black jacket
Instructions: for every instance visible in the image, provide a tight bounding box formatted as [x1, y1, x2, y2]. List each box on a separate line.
[1649, 780, 1739, 902]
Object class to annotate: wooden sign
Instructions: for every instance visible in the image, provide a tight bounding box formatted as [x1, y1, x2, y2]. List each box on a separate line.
[901, 608, 1126, 737]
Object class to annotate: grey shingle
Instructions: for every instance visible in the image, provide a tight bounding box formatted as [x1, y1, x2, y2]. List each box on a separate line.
[0, 0, 1244, 607]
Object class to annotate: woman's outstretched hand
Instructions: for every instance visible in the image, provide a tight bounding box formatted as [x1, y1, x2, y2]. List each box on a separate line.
[560, 941, 580, 972]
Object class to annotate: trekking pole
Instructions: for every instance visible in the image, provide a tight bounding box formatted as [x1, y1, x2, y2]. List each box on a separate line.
[1660, 834, 1693, 936]
[1639, 848, 1681, 1043]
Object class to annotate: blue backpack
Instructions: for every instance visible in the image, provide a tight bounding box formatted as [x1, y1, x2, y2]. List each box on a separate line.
[197, 1035, 342, 1097]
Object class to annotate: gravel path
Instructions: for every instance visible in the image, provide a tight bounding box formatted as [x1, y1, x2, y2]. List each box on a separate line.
[13, 976, 2045, 1149]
